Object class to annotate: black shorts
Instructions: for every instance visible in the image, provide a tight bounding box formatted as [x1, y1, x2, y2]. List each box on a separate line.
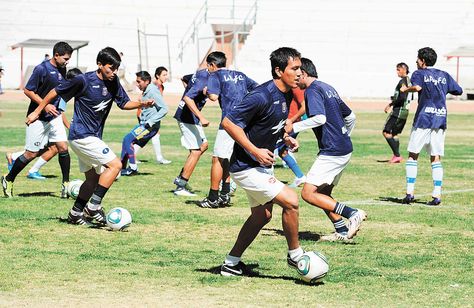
[383, 115, 407, 135]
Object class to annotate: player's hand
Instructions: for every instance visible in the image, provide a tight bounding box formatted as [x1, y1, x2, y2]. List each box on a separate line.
[285, 136, 299, 152]
[200, 117, 210, 127]
[25, 111, 40, 126]
[44, 104, 59, 117]
[285, 120, 294, 134]
[203, 86, 208, 95]
[384, 104, 391, 113]
[253, 148, 275, 167]
[141, 99, 155, 108]
[400, 85, 408, 92]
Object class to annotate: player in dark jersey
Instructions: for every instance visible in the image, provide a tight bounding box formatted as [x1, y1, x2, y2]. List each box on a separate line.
[172, 69, 210, 196]
[25, 47, 154, 225]
[197, 51, 258, 208]
[219, 47, 307, 277]
[286, 58, 367, 242]
[383, 63, 411, 163]
[400, 47, 462, 206]
[2, 42, 73, 198]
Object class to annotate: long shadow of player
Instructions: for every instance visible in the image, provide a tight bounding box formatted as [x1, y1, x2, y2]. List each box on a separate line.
[53, 217, 107, 229]
[18, 192, 56, 197]
[262, 228, 321, 242]
[378, 196, 427, 205]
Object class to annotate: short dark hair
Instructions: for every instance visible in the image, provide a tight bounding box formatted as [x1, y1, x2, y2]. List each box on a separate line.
[66, 68, 82, 79]
[136, 71, 151, 82]
[206, 51, 227, 68]
[300, 57, 318, 78]
[396, 62, 409, 74]
[270, 47, 301, 79]
[418, 47, 437, 67]
[96, 47, 121, 69]
[155, 66, 168, 78]
[53, 42, 73, 56]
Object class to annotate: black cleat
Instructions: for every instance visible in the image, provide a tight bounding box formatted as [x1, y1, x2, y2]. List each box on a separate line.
[197, 197, 219, 208]
[67, 211, 91, 226]
[426, 197, 441, 206]
[84, 205, 106, 224]
[218, 193, 231, 207]
[220, 261, 247, 277]
[401, 194, 415, 204]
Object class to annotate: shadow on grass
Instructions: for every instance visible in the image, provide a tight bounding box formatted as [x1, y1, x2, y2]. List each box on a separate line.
[18, 191, 55, 197]
[53, 216, 108, 229]
[184, 199, 233, 208]
[376, 159, 390, 163]
[262, 228, 322, 242]
[378, 196, 428, 206]
[42, 174, 58, 179]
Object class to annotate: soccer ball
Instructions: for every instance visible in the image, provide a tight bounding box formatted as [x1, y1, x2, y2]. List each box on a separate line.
[106, 207, 132, 231]
[219, 179, 238, 196]
[67, 179, 84, 199]
[297, 251, 329, 283]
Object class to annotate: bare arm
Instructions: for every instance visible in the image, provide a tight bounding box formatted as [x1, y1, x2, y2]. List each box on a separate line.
[183, 95, 209, 126]
[400, 84, 421, 93]
[123, 99, 154, 110]
[288, 102, 306, 124]
[25, 89, 59, 125]
[61, 113, 70, 129]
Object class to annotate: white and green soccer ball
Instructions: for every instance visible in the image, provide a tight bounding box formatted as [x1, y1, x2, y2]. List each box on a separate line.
[219, 179, 237, 196]
[297, 251, 329, 283]
[67, 179, 84, 199]
[106, 207, 132, 231]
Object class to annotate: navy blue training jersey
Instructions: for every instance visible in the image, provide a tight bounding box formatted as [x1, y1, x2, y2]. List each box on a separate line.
[25, 60, 66, 122]
[227, 80, 293, 173]
[305, 80, 353, 156]
[207, 69, 258, 129]
[410, 68, 462, 129]
[55, 71, 130, 140]
[173, 69, 209, 124]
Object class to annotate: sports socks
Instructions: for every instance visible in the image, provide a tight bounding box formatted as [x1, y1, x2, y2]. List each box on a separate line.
[29, 157, 47, 174]
[333, 219, 349, 234]
[385, 137, 400, 157]
[288, 246, 304, 261]
[71, 196, 88, 214]
[88, 184, 109, 210]
[151, 134, 164, 161]
[333, 202, 356, 219]
[6, 154, 32, 182]
[208, 189, 219, 202]
[129, 163, 138, 171]
[224, 254, 241, 266]
[281, 152, 304, 178]
[406, 159, 418, 195]
[133, 144, 141, 156]
[431, 162, 443, 197]
[221, 181, 230, 195]
[11, 151, 24, 161]
[58, 151, 70, 182]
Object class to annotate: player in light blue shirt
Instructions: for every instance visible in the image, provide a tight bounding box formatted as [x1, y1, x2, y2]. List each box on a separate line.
[400, 47, 462, 206]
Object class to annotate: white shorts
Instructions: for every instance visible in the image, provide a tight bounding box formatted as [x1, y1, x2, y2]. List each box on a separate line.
[69, 136, 117, 174]
[306, 153, 351, 187]
[231, 167, 285, 208]
[213, 129, 234, 159]
[178, 121, 207, 150]
[407, 128, 445, 156]
[25, 115, 67, 152]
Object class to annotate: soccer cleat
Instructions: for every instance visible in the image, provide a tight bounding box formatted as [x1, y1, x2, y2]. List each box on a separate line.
[287, 254, 299, 270]
[389, 155, 403, 164]
[347, 209, 367, 239]
[288, 175, 306, 188]
[426, 197, 441, 206]
[320, 232, 353, 243]
[83, 204, 106, 224]
[220, 261, 247, 277]
[27, 171, 46, 180]
[67, 211, 91, 226]
[1, 175, 13, 198]
[157, 159, 172, 165]
[121, 167, 138, 176]
[401, 194, 415, 204]
[61, 182, 69, 199]
[218, 193, 231, 207]
[197, 197, 219, 208]
[5, 153, 14, 172]
[173, 187, 196, 197]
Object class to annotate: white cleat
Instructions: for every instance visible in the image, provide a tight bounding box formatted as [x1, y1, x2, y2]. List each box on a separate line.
[320, 232, 353, 243]
[347, 210, 367, 239]
[173, 187, 196, 197]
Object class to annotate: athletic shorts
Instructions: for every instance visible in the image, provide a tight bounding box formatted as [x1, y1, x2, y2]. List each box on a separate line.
[231, 167, 285, 208]
[213, 129, 234, 159]
[383, 114, 408, 135]
[306, 153, 352, 187]
[178, 121, 207, 150]
[407, 128, 445, 156]
[134, 122, 161, 148]
[69, 136, 117, 174]
[25, 115, 67, 152]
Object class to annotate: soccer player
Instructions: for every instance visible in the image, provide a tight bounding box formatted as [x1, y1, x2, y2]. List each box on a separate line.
[172, 68, 210, 196]
[197, 51, 258, 208]
[120, 70, 168, 175]
[2, 42, 73, 198]
[219, 47, 306, 277]
[400, 47, 462, 206]
[25, 47, 154, 225]
[286, 57, 367, 242]
[383, 63, 411, 163]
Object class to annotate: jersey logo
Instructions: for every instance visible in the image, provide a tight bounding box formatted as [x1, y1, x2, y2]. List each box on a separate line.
[273, 101, 280, 105]
[50, 71, 56, 74]
[224, 74, 244, 83]
[282, 102, 287, 113]
[93, 99, 112, 112]
[92, 85, 100, 88]
[271, 119, 286, 135]
[102, 87, 108, 96]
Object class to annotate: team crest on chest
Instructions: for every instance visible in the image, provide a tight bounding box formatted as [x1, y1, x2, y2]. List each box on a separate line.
[282, 101, 287, 113]
[102, 87, 108, 96]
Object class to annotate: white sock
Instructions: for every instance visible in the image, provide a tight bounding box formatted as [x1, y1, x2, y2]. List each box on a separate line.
[29, 157, 48, 173]
[129, 163, 138, 171]
[152, 134, 164, 161]
[86, 201, 101, 210]
[288, 246, 304, 261]
[224, 254, 241, 266]
[406, 159, 418, 195]
[133, 144, 141, 156]
[431, 162, 443, 197]
[11, 151, 24, 161]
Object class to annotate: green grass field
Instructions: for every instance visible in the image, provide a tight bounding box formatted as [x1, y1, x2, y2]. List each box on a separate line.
[0, 98, 473, 306]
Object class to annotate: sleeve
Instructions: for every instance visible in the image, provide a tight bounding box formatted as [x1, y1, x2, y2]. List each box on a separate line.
[185, 75, 206, 100]
[447, 74, 463, 95]
[206, 73, 221, 96]
[181, 74, 193, 85]
[226, 91, 265, 129]
[25, 65, 45, 92]
[146, 88, 168, 125]
[344, 112, 356, 136]
[114, 81, 131, 109]
[55, 75, 87, 102]
[246, 75, 259, 92]
[410, 70, 423, 87]
[305, 87, 326, 117]
[339, 100, 352, 118]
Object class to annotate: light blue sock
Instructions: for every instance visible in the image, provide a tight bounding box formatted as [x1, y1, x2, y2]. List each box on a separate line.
[282, 154, 304, 178]
[406, 159, 418, 195]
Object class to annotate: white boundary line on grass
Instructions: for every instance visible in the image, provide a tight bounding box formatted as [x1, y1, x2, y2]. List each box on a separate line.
[344, 188, 474, 206]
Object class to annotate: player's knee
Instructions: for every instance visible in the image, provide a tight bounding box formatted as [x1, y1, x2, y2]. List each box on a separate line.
[107, 158, 122, 171]
[301, 184, 316, 203]
[56, 142, 68, 152]
[200, 142, 209, 153]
